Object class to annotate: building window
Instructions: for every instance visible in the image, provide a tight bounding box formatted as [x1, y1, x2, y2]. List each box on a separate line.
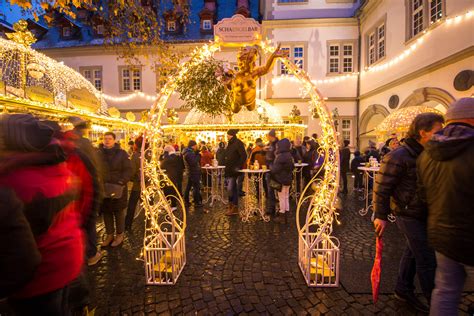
[80, 66, 102, 91]
[377, 24, 385, 60]
[329, 45, 340, 73]
[277, 43, 307, 76]
[202, 20, 212, 30]
[341, 119, 352, 142]
[62, 26, 71, 37]
[407, 0, 445, 40]
[430, 0, 443, 23]
[167, 20, 176, 32]
[327, 41, 356, 74]
[279, 46, 291, 75]
[119, 67, 141, 92]
[343, 44, 353, 73]
[412, 0, 424, 37]
[293, 46, 304, 70]
[365, 19, 385, 67]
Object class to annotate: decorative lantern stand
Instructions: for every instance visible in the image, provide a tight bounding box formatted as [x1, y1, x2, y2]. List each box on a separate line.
[142, 40, 340, 286]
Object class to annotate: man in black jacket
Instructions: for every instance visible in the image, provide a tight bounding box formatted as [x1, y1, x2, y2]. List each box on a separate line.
[373, 112, 444, 313]
[339, 139, 351, 194]
[183, 140, 202, 208]
[265, 129, 279, 215]
[224, 129, 247, 216]
[417, 98, 474, 315]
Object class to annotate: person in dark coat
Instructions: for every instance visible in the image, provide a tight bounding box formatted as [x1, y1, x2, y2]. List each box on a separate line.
[216, 142, 226, 166]
[373, 113, 444, 313]
[0, 188, 41, 299]
[271, 138, 294, 220]
[417, 98, 474, 315]
[68, 117, 104, 266]
[339, 139, 351, 194]
[350, 150, 365, 191]
[98, 132, 132, 248]
[264, 129, 279, 215]
[161, 145, 185, 208]
[125, 136, 146, 232]
[224, 129, 247, 216]
[302, 140, 318, 187]
[183, 140, 202, 208]
[0, 114, 88, 315]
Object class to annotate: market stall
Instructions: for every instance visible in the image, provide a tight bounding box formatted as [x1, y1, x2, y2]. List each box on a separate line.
[0, 23, 143, 142]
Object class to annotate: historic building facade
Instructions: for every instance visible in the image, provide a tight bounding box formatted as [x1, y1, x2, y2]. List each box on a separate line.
[2, 0, 472, 148]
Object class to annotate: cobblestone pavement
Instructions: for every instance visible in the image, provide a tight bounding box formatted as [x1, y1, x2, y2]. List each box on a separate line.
[85, 187, 473, 316]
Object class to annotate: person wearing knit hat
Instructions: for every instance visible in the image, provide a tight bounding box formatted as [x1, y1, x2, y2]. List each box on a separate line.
[445, 97, 474, 121]
[0, 114, 54, 152]
[417, 97, 474, 314]
[227, 129, 239, 137]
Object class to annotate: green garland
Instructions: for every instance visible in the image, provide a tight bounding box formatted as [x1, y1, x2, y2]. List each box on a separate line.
[175, 57, 232, 117]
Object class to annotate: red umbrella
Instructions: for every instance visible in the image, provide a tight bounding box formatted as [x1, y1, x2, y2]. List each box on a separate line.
[371, 236, 384, 304]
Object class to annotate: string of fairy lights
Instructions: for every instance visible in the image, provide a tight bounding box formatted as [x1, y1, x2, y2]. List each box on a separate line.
[101, 8, 472, 105]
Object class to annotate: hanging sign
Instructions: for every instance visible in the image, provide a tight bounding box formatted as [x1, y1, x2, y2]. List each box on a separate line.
[25, 86, 54, 104]
[214, 14, 261, 44]
[67, 88, 100, 112]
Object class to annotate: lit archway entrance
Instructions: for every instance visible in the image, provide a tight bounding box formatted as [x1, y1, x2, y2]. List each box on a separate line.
[359, 104, 390, 149]
[141, 41, 340, 287]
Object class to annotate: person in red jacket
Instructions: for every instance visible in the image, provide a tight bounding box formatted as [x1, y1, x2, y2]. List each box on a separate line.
[0, 114, 88, 315]
[200, 145, 214, 189]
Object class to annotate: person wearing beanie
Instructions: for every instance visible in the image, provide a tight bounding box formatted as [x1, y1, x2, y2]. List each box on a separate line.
[224, 129, 247, 215]
[183, 140, 203, 208]
[373, 112, 445, 313]
[417, 97, 474, 315]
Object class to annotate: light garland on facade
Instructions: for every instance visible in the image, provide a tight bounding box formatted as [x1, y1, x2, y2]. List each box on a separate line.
[363, 9, 473, 74]
[103, 91, 159, 103]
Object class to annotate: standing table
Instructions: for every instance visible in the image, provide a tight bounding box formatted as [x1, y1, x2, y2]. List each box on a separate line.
[357, 165, 395, 222]
[202, 165, 227, 206]
[239, 169, 270, 222]
[291, 162, 308, 200]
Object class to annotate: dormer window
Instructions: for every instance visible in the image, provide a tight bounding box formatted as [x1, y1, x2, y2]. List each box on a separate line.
[202, 20, 212, 30]
[167, 20, 176, 32]
[62, 26, 71, 38]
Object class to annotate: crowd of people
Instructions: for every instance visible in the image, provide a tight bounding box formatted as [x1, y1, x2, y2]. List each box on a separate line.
[0, 98, 472, 315]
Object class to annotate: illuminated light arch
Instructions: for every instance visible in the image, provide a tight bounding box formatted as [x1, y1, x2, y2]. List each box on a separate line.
[141, 41, 340, 286]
